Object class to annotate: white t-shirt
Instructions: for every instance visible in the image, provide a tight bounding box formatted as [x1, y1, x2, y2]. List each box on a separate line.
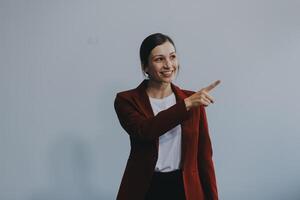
[148, 93, 182, 172]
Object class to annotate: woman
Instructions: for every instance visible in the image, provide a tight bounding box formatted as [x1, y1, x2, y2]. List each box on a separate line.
[114, 33, 220, 200]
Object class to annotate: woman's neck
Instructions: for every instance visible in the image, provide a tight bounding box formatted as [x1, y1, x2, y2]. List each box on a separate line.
[146, 79, 173, 99]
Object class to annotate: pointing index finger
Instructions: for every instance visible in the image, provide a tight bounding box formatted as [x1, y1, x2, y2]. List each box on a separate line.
[204, 80, 221, 92]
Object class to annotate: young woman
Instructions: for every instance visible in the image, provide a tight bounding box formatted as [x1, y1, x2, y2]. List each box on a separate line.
[114, 33, 220, 200]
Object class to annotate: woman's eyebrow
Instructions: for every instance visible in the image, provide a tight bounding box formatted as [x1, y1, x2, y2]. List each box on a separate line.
[153, 54, 163, 57]
[152, 52, 176, 57]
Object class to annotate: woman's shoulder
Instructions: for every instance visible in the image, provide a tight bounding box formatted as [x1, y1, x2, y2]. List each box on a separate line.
[115, 88, 137, 99]
[115, 80, 147, 98]
[180, 89, 195, 96]
[173, 85, 196, 98]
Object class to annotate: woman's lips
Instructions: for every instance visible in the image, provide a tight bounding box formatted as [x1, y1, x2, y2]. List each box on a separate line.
[160, 71, 173, 77]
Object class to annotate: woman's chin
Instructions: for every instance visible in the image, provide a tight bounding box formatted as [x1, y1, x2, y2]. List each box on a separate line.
[149, 75, 174, 84]
[161, 77, 174, 84]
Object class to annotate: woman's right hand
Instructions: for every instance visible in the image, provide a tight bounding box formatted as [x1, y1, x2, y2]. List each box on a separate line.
[184, 80, 221, 111]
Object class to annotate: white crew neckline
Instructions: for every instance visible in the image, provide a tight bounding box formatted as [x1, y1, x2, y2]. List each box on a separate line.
[148, 92, 175, 101]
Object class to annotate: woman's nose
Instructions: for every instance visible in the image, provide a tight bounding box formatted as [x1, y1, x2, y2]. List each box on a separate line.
[164, 59, 172, 68]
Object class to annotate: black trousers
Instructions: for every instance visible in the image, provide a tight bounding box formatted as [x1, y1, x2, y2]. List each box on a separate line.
[145, 169, 186, 200]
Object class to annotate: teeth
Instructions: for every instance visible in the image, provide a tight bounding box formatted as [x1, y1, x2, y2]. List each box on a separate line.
[161, 71, 172, 75]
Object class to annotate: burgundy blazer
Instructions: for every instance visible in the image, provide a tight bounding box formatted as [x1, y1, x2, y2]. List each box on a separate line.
[114, 79, 218, 200]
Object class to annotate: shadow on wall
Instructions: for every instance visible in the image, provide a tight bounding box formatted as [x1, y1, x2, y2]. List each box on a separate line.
[28, 133, 112, 200]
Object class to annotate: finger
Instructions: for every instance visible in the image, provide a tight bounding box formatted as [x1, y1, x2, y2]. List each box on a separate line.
[204, 80, 221, 92]
[201, 97, 211, 106]
[202, 91, 215, 103]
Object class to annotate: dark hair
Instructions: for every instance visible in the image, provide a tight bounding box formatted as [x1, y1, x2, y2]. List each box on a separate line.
[139, 33, 177, 76]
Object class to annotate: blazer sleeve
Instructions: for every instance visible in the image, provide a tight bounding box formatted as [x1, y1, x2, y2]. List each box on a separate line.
[197, 106, 218, 200]
[114, 93, 189, 141]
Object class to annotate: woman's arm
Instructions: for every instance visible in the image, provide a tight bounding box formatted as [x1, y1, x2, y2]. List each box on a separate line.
[197, 106, 218, 200]
[114, 93, 189, 141]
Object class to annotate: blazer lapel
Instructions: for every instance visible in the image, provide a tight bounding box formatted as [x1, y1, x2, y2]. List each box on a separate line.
[135, 79, 155, 118]
[171, 82, 190, 169]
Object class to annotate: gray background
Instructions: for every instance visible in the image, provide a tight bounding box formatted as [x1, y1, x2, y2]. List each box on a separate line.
[1, 0, 300, 199]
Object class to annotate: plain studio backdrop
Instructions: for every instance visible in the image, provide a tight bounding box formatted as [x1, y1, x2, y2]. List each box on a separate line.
[1, 0, 300, 199]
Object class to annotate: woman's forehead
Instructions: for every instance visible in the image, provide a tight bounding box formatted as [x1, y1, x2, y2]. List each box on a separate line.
[151, 42, 176, 57]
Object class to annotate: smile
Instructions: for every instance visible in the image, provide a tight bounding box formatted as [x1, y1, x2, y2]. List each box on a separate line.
[160, 71, 173, 76]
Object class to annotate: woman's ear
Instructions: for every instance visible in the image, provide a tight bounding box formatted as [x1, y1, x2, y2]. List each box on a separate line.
[141, 64, 149, 77]
[142, 64, 148, 74]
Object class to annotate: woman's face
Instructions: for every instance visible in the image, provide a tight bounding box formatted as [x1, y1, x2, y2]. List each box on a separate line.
[144, 41, 178, 84]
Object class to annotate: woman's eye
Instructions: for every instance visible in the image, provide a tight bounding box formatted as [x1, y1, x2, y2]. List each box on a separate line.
[155, 58, 163, 61]
[170, 55, 176, 59]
